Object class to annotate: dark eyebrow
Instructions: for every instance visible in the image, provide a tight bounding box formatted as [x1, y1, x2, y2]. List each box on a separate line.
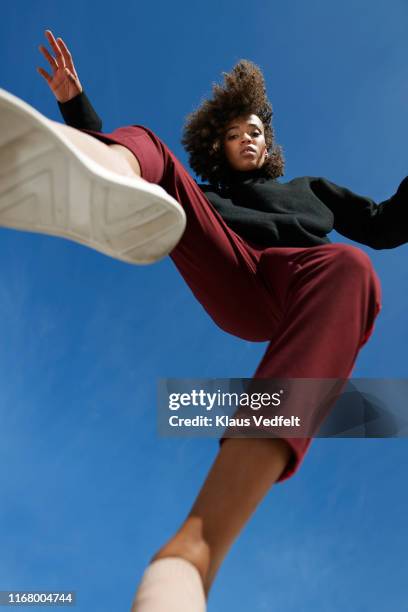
[225, 123, 262, 133]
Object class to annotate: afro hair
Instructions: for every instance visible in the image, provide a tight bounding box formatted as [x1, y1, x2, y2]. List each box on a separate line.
[181, 59, 285, 187]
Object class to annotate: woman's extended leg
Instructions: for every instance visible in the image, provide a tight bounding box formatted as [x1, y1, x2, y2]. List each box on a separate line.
[75, 123, 286, 341]
[0, 90, 185, 265]
[49, 121, 144, 178]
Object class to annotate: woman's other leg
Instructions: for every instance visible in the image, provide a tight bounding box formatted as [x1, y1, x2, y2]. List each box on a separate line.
[150, 436, 292, 599]
[150, 243, 382, 598]
[236, 243, 383, 483]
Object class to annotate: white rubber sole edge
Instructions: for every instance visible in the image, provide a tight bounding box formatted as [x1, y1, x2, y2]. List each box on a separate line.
[0, 88, 187, 265]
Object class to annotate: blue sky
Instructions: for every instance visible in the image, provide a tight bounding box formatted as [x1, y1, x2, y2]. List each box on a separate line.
[1, 0, 408, 610]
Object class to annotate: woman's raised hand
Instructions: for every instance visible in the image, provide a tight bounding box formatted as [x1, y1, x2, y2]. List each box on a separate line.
[37, 30, 83, 103]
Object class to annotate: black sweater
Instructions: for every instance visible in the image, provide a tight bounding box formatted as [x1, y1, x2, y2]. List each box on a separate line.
[58, 92, 408, 250]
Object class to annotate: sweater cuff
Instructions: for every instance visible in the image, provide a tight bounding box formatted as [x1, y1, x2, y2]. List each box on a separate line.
[57, 90, 102, 131]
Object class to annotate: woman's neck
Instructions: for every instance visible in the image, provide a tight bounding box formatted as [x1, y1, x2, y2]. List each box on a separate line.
[223, 165, 268, 185]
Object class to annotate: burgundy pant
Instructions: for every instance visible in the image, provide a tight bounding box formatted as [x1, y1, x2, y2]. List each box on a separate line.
[81, 124, 382, 483]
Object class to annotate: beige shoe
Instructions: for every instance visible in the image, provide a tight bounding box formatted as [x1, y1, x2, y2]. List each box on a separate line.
[0, 88, 186, 264]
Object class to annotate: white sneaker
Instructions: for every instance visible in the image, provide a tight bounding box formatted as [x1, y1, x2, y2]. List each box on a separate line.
[0, 88, 186, 264]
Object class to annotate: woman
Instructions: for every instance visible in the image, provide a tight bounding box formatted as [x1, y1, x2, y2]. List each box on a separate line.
[1, 28, 404, 612]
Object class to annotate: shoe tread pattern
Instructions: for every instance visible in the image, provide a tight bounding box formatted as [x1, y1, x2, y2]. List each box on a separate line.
[0, 89, 186, 264]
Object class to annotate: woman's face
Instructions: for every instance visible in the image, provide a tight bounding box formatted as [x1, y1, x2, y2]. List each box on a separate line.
[222, 114, 268, 172]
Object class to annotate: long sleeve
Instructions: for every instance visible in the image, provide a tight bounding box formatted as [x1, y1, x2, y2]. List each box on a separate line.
[311, 176, 408, 249]
[57, 90, 103, 132]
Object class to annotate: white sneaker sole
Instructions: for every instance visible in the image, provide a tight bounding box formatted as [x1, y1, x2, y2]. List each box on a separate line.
[0, 88, 186, 264]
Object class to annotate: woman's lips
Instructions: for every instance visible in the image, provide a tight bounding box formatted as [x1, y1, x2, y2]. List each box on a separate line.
[241, 149, 256, 156]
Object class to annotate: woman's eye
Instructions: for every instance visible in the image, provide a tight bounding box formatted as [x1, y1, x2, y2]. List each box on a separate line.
[228, 132, 260, 140]
[227, 131, 261, 141]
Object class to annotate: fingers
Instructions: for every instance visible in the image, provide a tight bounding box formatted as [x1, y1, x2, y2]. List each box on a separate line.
[44, 29, 66, 69]
[36, 66, 53, 84]
[38, 43, 58, 73]
[56, 37, 76, 75]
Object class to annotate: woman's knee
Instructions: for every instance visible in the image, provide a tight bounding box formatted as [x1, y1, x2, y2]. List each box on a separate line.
[330, 243, 382, 322]
[328, 244, 380, 289]
[328, 243, 373, 272]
